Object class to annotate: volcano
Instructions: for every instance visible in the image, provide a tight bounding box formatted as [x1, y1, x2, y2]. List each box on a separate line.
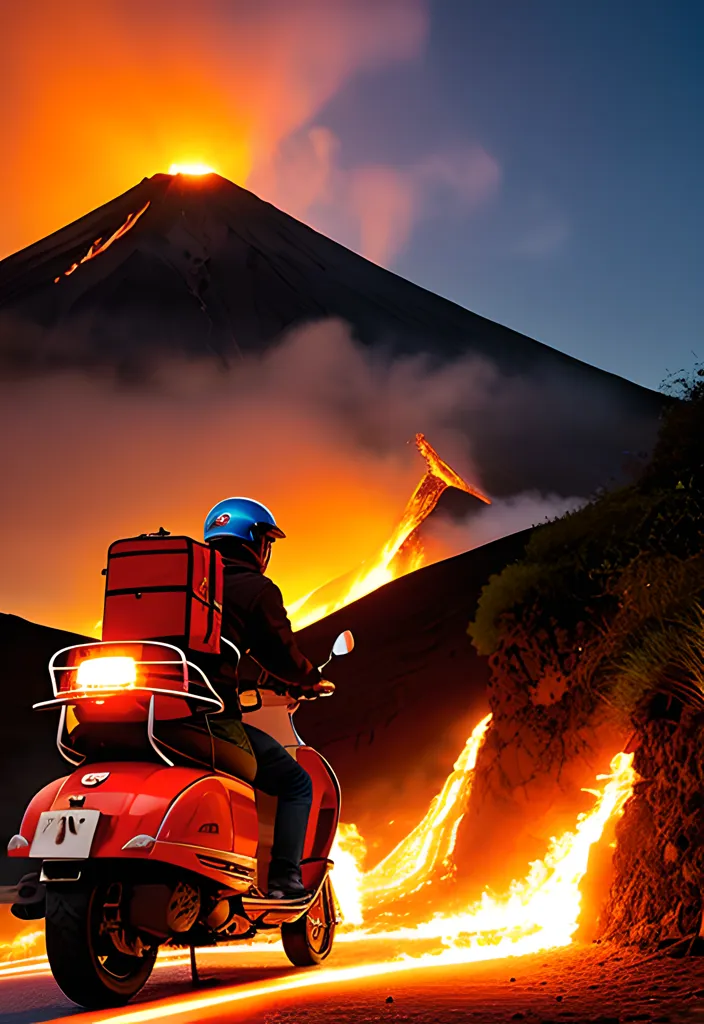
[0, 171, 665, 496]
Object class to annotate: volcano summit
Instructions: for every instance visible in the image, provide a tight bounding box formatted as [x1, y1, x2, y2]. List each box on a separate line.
[0, 171, 664, 495]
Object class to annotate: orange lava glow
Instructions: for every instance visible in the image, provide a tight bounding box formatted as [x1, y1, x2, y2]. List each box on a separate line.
[168, 163, 217, 176]
[289, 433, 490, 628]
[0, 923, 44, 965]
[53, 202, 150, 283]
[360, 713, 492, 907]
[341, 744, 635, 955]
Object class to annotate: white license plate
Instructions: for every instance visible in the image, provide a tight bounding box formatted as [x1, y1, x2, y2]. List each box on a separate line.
[30, 809, 101, 859]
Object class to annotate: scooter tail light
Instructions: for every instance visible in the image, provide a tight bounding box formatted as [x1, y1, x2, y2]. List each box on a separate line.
[75, 656, 138, 692]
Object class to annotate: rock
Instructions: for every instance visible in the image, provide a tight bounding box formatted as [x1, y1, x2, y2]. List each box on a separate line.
[385, 996, 394, 1004]
[510, 977, 516, 982]
[663, 842, 679, 865]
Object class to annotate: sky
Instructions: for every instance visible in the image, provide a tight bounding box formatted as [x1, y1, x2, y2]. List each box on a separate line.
[313, 0, 704, 391]
[1, 0, 702, 391]
[0, 0, 701, 632]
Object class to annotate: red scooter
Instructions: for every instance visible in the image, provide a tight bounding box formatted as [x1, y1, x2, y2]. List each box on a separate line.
[6, 631, 353, 1008]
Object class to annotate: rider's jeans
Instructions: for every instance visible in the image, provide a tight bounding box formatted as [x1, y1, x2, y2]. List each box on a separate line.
[242, 723, 313, 872]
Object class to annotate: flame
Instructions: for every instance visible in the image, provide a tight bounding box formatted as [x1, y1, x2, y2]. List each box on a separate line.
[290, 434, 490, 629]
[0, 920, 44, 965]
[330, 823, 367, 926]
[53, 202, 150, 283]
[362, 714, 492, 905]
[168, 163, 216, 176]
[325, 726, 634, 958]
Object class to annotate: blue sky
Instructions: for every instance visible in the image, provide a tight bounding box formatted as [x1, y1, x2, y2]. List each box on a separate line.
[309, 0, 704, 390]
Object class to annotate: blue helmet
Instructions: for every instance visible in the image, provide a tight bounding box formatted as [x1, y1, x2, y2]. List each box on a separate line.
[204, 497, 286, 545]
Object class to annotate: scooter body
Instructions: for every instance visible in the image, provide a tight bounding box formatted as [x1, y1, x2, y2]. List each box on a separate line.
[6, 634, 352, 1009]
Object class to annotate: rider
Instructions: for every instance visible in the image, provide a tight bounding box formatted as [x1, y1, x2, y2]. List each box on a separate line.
[203, 497, 332, 900]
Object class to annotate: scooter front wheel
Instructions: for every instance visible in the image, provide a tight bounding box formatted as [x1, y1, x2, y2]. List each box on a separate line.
[46, 883, 158, 1008]
[281, 876, 336, 966]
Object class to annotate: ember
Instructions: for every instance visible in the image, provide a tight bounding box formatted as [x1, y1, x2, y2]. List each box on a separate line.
[290, 433, 491, 628]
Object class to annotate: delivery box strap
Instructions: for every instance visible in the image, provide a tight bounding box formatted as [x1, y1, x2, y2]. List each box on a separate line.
[203, 545, 220, 646]
[106, 585, 221, 613]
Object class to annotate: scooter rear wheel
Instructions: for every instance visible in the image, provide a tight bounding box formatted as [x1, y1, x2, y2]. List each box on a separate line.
[46, 883, 158, 1008]
[281, 876, 336, 966]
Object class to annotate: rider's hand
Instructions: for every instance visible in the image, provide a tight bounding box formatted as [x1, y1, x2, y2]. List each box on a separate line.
[287, 680, 335, 701]
[313, 680, 335, 697]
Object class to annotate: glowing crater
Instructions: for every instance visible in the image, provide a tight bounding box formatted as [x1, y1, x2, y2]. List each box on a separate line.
[168, 162, 216, 176]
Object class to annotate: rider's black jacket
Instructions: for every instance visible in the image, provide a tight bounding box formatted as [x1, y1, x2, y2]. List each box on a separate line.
[204, 555, 321, 719]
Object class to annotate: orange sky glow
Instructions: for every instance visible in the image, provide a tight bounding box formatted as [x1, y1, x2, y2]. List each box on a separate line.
[0, 0, 426, 260]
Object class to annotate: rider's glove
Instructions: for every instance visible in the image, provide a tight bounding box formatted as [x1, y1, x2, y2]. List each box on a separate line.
[287, 680, 336, 701]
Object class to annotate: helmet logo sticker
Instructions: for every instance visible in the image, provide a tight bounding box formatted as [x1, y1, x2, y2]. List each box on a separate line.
[212, 513, 230, 527]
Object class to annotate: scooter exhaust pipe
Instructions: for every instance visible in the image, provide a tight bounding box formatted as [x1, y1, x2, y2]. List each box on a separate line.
[129, 880, 200, 939]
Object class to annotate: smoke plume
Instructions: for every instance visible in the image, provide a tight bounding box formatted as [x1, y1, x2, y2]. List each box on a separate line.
[250, 128, 501, 265]
[0, 319, 585, 635]
[0, 0, 434, 263]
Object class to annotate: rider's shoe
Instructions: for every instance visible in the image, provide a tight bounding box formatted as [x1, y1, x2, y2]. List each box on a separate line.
[267, 861, 307, 900]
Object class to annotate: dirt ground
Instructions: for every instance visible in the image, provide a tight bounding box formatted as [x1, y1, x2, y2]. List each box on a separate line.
[252, 945, 704, 1024]
[32, 941, 704, 1024]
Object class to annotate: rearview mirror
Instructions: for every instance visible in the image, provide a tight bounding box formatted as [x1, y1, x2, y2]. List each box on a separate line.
[332, 630, 355, 657]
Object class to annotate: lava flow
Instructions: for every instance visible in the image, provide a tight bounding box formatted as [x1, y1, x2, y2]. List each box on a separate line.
[53, 202, 150, 283]
[329, 715, 635, 960]
[361, 713, 493, 907]
[290, 433, 491, 629]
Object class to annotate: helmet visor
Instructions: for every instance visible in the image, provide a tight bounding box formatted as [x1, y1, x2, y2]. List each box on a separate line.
[254, 522, 286, 540]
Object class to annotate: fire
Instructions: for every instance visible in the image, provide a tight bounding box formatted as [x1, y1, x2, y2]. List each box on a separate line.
[168, 163, 217, 176]
[330, 824, 367, 926]
[361, 714, 492, 906]
[327, 722, 635, 958]
[0, 922, 44, 964]
[53, 202, 150, 283]
[290, 434, 491, 629]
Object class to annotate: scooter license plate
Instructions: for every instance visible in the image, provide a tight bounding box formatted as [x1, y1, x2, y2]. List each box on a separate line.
[30, 809, 101, 859]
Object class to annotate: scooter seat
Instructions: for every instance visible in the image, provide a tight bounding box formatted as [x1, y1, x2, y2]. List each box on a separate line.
[158, 722, 257, 783]
[68, 721, 257, 784]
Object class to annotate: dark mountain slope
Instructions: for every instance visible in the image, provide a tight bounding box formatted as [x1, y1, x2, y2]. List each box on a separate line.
[0, 173, 665, 495]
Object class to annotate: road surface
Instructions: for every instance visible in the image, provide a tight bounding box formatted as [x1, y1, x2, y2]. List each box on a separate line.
[2, 937, 704, 1024]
